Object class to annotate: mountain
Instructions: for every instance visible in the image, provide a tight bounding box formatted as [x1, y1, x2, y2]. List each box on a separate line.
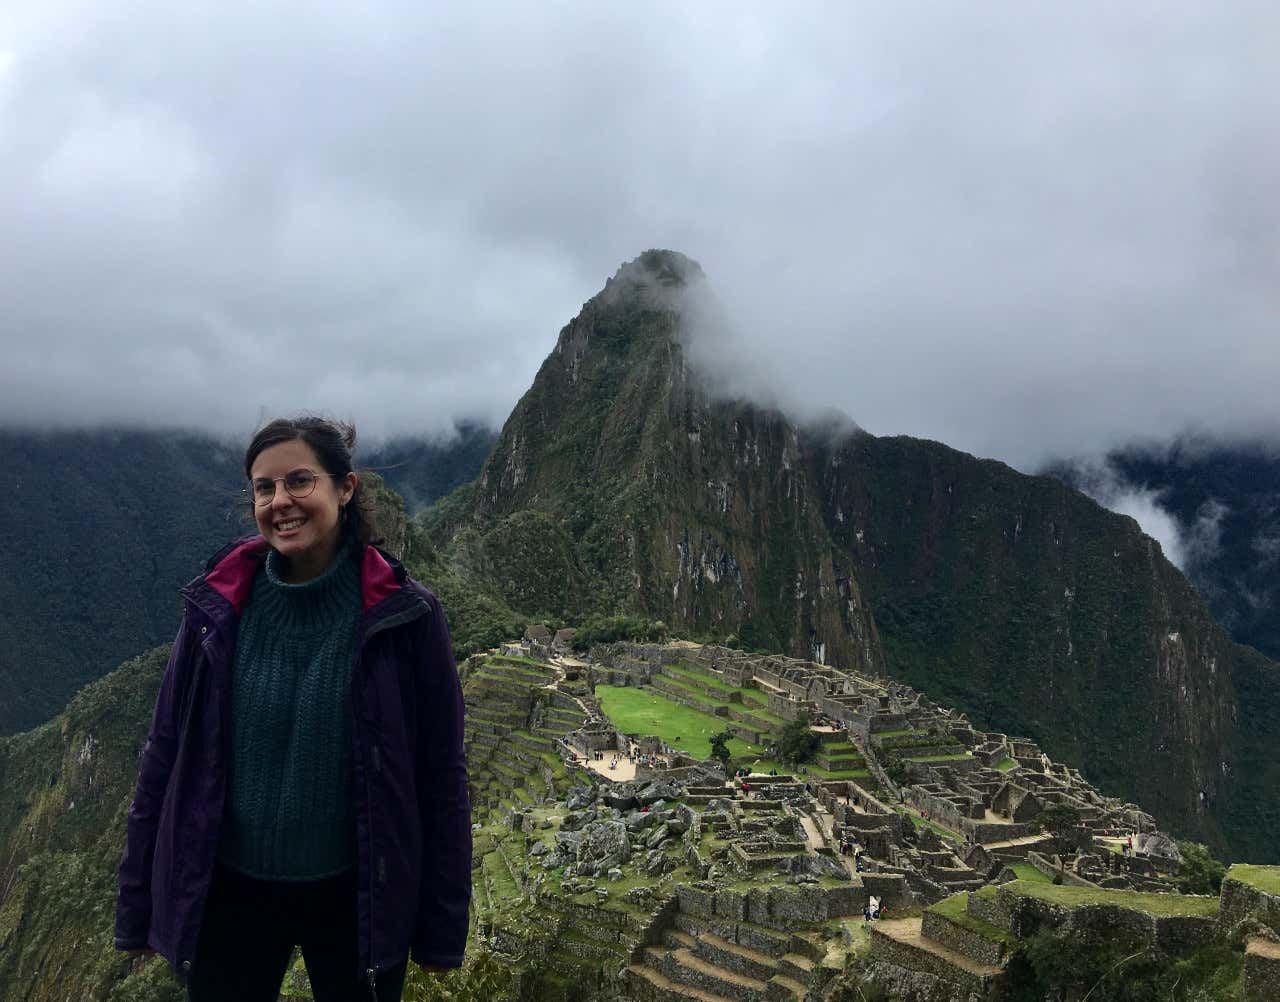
[428, 250, 1280, 860]
[0, 426, 493, 737]
[0, 429, 245, 736]
[1049, 440, 1280, 662]
[361, 421, 498, 515]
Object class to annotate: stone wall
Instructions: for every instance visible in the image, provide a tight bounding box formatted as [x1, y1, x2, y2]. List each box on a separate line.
[963, 819, 1037, 845]
[1244, 938, 1280, 1002]
[1221, 872, 1280, 937]
[920, 910, 1006, 966]
[868, 927, 990, 995]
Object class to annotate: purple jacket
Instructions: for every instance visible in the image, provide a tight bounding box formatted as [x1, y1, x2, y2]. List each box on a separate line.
[114, 535, 472, 987]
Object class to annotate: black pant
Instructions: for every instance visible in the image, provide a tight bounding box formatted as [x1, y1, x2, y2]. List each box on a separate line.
[188, 861, 408, 1002]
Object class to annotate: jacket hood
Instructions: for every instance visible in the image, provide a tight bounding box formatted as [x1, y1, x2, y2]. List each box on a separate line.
[198, 534, 405, 615]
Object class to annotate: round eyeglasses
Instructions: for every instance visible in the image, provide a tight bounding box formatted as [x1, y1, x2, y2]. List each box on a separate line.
[247, 468, 344, 506]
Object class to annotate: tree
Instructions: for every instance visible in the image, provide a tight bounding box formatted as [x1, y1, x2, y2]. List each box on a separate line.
[1036, 804, 1086, 857]
[1175, 840, 1226, 895]
[777, 713, 820, 766]
[880, 749, 914, 788]
[708, 729, 733, 769]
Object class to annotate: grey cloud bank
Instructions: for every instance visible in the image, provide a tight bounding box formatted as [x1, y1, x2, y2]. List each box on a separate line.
[0, 2, 1277, 465]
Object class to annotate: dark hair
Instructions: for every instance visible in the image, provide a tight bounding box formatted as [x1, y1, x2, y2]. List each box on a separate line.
[243, 414, 384, 548]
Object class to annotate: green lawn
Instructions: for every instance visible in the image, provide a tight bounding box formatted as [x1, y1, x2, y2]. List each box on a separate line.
[736, 703, 787, 726]
[658, 673, 734, 708]
[1008, 862, 1053, 883]
[1227, 864, 1280, 894]
[805, 764, 872, 781]
[994, 757, 1018, 772]
[929, 893, 1017, 946]
[871, 728, 923, 741]
[983, 880, 1220, 917]
[596, 685, 764, 761]
[904, 753, 973, 762]
[738, 687, 770, 706]
[666, 663, 737, 694]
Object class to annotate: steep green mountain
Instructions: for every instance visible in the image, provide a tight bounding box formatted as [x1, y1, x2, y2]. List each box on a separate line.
[0, 644, 183, 1001]
[444, 250, 883, 673]
[362, 421, 498, 515]
[809, 434, 1280, 862]
[429, 250, 1280, 860]
[0, 429, 245, 736]
[1051, 441, 1280, 662]
[0, 427, 492, 737]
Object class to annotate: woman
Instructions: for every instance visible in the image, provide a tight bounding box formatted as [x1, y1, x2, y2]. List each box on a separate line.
[114, 415, 471, 1001]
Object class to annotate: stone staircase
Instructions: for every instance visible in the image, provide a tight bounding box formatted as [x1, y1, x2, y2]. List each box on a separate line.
[868, 890, 1014, 999]
[622, 881, 868, 1002]
[463, 658, 586, 820]
[626, 920, 822, 1001]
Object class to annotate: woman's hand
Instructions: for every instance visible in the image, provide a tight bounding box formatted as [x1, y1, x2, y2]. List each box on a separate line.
[124, 948, 157, 959]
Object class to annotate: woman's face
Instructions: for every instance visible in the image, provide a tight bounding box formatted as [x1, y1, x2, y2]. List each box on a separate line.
[249, 439, 356, 575]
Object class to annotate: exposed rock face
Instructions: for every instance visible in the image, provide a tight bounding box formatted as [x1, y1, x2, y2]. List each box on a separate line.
[438, 249, 1280, 860]
[576, 820, 632, 876]
[460, 249, 883, 676]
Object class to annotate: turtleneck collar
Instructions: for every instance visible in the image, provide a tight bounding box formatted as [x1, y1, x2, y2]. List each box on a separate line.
[256, 538, 362, 635]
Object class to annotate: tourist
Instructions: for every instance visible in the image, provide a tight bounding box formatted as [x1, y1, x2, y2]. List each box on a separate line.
[115, 415, 469, 1000]
[863, 904, 871, 923]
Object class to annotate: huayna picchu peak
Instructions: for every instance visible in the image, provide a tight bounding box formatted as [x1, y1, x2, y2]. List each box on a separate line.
[0, 252, 1276, 1001]
[435, 251, 1280, 865]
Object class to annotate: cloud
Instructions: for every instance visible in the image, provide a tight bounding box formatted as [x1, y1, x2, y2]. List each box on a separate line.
[0, 2, 1277, 462]
[1063, 457, 1230, 571]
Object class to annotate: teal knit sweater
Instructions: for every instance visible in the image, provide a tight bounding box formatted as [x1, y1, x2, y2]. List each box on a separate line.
[217, 540, 362, 880]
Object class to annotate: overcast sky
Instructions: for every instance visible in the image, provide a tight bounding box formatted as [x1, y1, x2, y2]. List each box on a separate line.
[1, 2, 1277, 472]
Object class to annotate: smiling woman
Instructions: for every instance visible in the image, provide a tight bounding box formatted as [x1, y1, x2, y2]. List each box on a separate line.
[114, 414, 472, 1001]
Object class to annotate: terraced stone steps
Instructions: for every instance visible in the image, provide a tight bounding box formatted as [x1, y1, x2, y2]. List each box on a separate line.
[869, 916, 1003, 995]
[648, 946, 770, 1001]
[639, 908, 832, 1002]
[624, 962, 740, 1002]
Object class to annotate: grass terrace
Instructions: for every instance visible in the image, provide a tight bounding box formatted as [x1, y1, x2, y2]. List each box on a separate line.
[871, 728, 924, 742]
[666, 663, 737, 693]
[930, 893, 1017, 948]
[994, 757, 1018, 772]
[1007, 863, 1053, 883]
[595, 684, 766, 761]
[978, 881, 1220, 917]
[805, 763, 872, 781]
[1226, 864, 1280, 894]
[905, 752, 974, 763]
[738, 687, 771, 706]
[488, 653, 551, 669]
[893, 806, 960, 842]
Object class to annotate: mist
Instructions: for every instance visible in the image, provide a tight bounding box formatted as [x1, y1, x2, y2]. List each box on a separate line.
[0, 2, 1276, 464]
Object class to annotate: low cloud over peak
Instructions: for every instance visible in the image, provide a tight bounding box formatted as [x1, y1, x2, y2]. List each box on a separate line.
[0, 3, 1276, 466]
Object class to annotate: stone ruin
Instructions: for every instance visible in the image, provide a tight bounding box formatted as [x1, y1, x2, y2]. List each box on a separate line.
[462, 638, 1258, 1002]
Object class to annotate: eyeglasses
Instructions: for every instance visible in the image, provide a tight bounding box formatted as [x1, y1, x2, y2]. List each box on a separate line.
[246, 468, 343, 506]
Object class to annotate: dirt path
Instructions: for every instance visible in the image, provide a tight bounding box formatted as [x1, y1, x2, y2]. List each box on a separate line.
[799, 813, 826, 851]
[982, 833, 1054, 850]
